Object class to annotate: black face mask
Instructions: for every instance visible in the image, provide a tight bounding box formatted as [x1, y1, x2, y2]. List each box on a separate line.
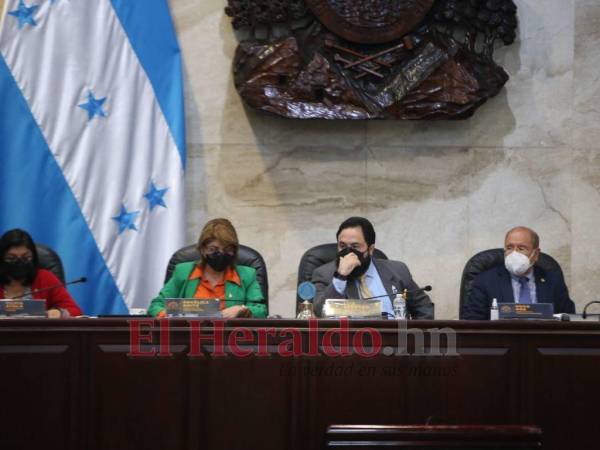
[336, 247, 371, 280]
[2, 259, 36, 281]
[204, 252, 234, 272]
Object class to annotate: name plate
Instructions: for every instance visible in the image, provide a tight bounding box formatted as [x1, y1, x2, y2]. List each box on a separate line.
[165, 298, 221, 318]
[323, 299, 382, 318]
[0, 299, 46, 317]
[498, 302, 554, 320]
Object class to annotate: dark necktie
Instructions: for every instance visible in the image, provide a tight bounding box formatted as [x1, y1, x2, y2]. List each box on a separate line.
[518, 277, 532, 304]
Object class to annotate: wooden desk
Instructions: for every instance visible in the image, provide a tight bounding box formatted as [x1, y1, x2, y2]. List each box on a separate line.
[1, 319, 599, 450]
[325, 424, 543, 449]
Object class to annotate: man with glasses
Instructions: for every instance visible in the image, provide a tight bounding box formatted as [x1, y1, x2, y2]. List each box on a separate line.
[312, 217, 434, 319]
[462, 226, 575, 320]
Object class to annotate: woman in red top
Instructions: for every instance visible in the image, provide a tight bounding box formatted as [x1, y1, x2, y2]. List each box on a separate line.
[0, 229, 82, 317]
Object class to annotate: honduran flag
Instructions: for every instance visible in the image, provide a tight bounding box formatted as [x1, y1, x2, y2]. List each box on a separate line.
[0, 0, 186, 314]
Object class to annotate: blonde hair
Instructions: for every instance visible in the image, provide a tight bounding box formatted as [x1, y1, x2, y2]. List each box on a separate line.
[197, 218, 239, 262]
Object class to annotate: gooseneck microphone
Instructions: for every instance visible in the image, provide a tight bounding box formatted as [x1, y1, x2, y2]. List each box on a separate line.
[408, 285, 433, 294]
[9, 277, 88, 300]
[582, 300, 600, 319]
[362, 285, 432, 301]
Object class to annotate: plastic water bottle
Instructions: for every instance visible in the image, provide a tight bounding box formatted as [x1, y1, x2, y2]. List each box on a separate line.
[490, 298, 499, 321]
[393, 294, 407, 319]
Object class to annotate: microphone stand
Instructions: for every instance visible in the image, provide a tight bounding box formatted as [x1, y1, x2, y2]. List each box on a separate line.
[582, 301, 600, 319]
[362, 286, 433, 301]
[8, 277, 87, 300]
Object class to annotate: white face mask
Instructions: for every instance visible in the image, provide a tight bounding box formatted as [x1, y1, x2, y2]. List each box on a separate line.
[504, 250, 533, 276]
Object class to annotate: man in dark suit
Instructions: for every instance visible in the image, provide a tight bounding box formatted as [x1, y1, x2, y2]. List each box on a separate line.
[463, 226, 575, 320]
[312, 217, 434, 319]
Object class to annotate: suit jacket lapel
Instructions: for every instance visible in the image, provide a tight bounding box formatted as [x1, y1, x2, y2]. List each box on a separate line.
[534, 266, 551, 304]
[225, 280, 244, 302]
[373, 259, 396, 300]
[183, 277, 199, 298]
[497, 266, 515, 303]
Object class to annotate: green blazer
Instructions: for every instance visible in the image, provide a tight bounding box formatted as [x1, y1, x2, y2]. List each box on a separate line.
[147, 262, 267, 318]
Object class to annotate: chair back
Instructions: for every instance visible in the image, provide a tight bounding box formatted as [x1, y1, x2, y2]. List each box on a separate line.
[165, 244, 269, 304]
[36, 243, 66, 284]
[296, 243, 388, 310]
[459, 248, 563, 318]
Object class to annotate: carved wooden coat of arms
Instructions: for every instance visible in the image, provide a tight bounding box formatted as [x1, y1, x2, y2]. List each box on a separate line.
[225, 0, 518, 119]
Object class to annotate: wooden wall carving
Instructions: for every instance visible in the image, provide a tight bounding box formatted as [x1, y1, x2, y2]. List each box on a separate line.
[225, 0, 518, 119]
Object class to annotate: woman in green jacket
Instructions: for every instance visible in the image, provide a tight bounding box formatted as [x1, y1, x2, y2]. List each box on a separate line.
[148, 218, 266, 318]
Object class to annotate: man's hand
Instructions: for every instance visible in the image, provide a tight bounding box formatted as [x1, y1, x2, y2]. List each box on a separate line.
[337, 252, 361, 276]
[221, 305, 252, 319]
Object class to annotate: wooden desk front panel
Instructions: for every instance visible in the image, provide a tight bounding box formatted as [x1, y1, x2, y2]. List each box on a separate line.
[0, 319, 599, 450]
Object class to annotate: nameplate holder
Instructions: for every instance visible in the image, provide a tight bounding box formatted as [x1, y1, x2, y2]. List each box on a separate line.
[323, 299, 382, 318]
[498, 302, 554, 320]
[165, 298, 222, 318]
[0, 299, 47, 317]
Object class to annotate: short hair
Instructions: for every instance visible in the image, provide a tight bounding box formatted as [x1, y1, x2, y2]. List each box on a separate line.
[336, 217, 376, 246]
[197, 218, 239, 262]
[506, 226, 540, 249]
[0, 228, 40, 285]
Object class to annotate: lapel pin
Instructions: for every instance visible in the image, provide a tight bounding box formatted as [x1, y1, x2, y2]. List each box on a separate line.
[540, 278, 546, 283]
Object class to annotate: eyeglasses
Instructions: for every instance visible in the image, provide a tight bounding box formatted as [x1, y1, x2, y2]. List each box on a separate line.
[3, 255, 33, 264]
[204, 245, 236, 256]
[338, 242, 366, 252]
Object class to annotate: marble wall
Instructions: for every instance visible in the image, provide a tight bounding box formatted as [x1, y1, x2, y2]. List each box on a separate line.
[169, 0, 600, 319]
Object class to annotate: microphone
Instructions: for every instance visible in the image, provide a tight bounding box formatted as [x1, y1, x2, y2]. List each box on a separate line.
[410, 285, 433, 294]
[582, 300, 600, 319]
[9, 277, 87, 300]
[363, 285, 432, 301]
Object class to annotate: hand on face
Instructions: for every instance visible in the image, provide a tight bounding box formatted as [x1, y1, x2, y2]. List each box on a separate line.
[336, 226, 373, 279]
[337, 251, 362, 276]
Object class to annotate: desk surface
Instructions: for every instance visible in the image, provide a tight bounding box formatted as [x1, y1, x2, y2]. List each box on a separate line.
[2, 316, 600, 330]
[1, 319, 599, 450]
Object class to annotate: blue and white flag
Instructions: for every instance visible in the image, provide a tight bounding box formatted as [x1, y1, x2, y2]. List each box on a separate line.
[0, 0, 186, 314]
